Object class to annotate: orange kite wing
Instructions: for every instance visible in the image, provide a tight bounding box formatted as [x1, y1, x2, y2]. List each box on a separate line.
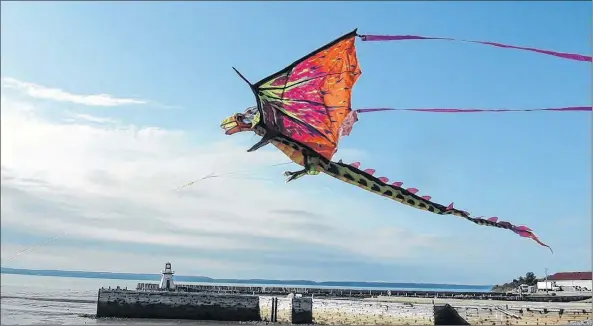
[252, 29, 362, 160]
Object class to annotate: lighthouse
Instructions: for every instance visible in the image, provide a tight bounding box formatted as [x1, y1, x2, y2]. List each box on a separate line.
[159, 262, 175, 290]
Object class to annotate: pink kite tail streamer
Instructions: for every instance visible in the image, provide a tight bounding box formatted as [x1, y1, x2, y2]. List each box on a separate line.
[358, 34, 592, 62]
[355, 107, 592, 114]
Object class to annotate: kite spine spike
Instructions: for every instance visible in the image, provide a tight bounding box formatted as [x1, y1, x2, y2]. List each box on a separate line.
[232, 67, 253, 87]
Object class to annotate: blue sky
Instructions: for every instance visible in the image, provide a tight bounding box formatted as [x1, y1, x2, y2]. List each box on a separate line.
[0, 1, 590, 285]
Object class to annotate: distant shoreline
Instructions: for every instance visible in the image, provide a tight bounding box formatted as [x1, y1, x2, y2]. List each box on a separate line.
[0, 267, 492, 291]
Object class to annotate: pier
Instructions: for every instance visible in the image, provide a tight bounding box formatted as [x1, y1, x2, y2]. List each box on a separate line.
[97, 288, 592, 325]
[96, 288, 313, 323]
[135, 282, 592, 302]
[96, 263, 593, 325]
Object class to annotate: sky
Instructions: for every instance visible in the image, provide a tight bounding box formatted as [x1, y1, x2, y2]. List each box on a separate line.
[0, 1, 591, 285]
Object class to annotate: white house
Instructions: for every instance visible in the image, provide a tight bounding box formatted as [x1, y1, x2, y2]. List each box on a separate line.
[537, 271, 592, 291]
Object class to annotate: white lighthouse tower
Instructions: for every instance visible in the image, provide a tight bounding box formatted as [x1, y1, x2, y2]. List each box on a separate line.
[159, 262, 175, 290]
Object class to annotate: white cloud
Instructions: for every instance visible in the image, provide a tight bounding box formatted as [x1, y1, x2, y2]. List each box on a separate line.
[0, 92, 449, 278]
[1, 77, 146, 107]
[63, 112, 119, 124]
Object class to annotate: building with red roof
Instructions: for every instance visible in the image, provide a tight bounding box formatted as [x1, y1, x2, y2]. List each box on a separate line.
[537, 271, 592, 292]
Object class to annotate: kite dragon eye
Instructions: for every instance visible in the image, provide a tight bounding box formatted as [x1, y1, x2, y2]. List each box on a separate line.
[241, 116, 252, 124]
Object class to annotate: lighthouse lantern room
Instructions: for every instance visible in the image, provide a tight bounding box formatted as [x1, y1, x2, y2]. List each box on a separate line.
[159, 262, 175, 290]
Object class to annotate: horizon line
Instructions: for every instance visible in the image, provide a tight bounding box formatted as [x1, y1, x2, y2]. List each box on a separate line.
[0, 266, 493, 288]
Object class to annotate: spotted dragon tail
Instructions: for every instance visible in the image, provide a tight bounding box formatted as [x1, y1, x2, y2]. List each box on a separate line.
[321, 160, 552, 252]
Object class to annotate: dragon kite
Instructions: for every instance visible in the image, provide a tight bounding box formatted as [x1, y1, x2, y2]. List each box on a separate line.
[220, 29, 592, 252]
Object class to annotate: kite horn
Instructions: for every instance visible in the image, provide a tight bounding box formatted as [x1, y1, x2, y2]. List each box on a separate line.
[392, 181, 403, 187]
[232, 67, 253, 87]
[350, 162, 361, 168]
[421, 195, 432, 201]
[378, 177, 389, 183]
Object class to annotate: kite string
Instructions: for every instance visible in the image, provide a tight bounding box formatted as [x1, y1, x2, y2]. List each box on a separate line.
[1, 231, 73, 264]
[173, 161, 292, 190]
[0, 216, 111, 264]
[358, 34, 592, 62]
[1, 161, 294, 264]
[355, 106, 592, 114]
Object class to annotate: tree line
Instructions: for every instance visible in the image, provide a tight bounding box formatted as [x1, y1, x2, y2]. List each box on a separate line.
[491, 272, 542, 292]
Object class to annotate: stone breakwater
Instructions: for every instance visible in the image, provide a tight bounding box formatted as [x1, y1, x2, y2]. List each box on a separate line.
[97, 289, 313, 323]
[97, 288, 593, 325]
[97, 289, 441, 325]
[312, 299, 434, 325]
[377, 297, 593, 325]
[452, 304, 593, 326]
[136, 282, 592, 302]
[96, 289, 434, 324]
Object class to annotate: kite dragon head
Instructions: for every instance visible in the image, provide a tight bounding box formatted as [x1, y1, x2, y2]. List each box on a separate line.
[221, 106, 277, 153]
[220, 106, 263, 136]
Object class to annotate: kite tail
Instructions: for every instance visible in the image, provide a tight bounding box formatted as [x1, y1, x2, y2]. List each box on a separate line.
[322, 160, 552, 252]
[355, 107, 592, 114]
[358, 34, 592, 62]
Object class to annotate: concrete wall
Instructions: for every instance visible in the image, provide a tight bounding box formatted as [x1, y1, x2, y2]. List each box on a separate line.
[258, 296, 273, 321]
[257, 296, 290, 322]
[453, 304, 592, 325]
[98, 290, 313, 324]
[312, 299, 433, 325]
[257, 296, 313, 324]
[97, 288, 591, 325]
[277, 297, 293, 322]
[97, 289, 260, 321]
[292, 297, 313, 324]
